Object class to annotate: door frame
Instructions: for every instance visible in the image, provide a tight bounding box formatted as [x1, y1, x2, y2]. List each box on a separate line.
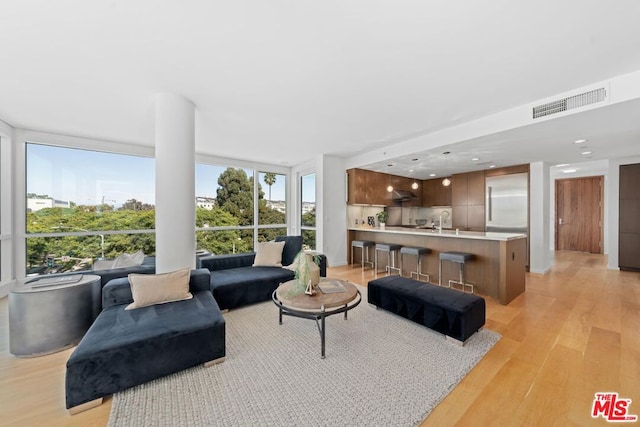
[554, 175, 604, 253]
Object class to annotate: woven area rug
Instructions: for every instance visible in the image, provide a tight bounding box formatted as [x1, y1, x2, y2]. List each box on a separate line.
[108, 287, 500, 427]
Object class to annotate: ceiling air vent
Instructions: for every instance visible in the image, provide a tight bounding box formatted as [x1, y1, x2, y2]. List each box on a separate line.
[532, 87, 607, 119]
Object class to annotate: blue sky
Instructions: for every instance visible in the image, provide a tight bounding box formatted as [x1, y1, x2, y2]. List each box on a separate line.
[27, 144, 314, 206]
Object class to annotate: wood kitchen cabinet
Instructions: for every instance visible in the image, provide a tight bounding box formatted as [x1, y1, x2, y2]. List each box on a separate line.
[467, 171, 485, 206]
[451, 171, 485, 231]
[421, 178, 451, 207]
[346, 168, 390, 206]
[619, 163, 640, 271]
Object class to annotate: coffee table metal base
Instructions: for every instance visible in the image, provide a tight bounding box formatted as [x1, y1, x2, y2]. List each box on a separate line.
[272, 287, 361, 359]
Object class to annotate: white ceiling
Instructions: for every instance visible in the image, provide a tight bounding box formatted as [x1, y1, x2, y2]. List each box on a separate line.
[2, 1, 640, 173]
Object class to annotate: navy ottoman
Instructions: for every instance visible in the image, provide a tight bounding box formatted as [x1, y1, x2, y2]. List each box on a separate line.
[368, 275, 485, 344]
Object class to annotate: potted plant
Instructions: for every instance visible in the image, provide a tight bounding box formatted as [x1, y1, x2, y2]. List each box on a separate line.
[289, 250, 322, 295]
[376, 210, 388, 229]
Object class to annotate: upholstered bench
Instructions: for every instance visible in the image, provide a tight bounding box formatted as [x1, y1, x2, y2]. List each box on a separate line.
[367, 275, 485, 344]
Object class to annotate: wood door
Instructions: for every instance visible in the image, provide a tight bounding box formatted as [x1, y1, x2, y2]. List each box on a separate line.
[555, 176, 603, 253]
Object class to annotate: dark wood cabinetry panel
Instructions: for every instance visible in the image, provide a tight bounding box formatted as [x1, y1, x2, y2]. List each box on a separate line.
[451, 173, 468, 207]
[485, 164, 529, 177]
[452, 205, 468, 230]
[346, 168, 365, 204]
[347, 168, 387, 205]
[619, 163, 640, 270]
[466, 171, 485, 206]
[467, 205, 486, 231]
[422, 178, 452, 207]
[367, 171, 389, 206]
[451, 171, 485, 230]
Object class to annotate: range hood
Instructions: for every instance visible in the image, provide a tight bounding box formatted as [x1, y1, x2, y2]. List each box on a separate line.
[391, 190, 417, 201]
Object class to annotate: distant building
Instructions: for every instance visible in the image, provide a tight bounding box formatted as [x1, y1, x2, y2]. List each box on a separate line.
[196, 196, 216, 210]
[27, 197, 71, 212]
[266, 200, 286, 213]
[302, 201, 315, 214]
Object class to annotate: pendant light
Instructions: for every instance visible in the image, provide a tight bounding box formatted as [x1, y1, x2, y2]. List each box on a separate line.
[411, 181, 419, 190]
[442, 152, 451, 187]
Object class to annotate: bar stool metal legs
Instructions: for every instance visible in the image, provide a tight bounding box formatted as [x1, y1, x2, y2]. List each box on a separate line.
[439, 251, 475, 293]
[375, 243, 402, 275]
[351, 240, 374, 270]
[400, 246, 431, 282]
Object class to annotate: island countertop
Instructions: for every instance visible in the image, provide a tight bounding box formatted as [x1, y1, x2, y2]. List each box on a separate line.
[347, 226, 526, 242]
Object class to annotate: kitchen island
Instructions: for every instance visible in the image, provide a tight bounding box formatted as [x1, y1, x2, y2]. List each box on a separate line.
[348, 226, 527, 305]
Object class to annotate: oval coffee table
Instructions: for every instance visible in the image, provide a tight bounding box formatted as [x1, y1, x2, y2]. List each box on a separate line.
[272, 278, 361, 359]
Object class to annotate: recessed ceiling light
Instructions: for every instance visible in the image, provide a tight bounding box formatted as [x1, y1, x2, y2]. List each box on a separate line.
[581, 151, 592, 155]
[574, 139, 587, 144]
[429, 173, 436, 177]
[471, 157, 479, 161]
[555, 163, 570, 167]
[562, 169, 577, 173]
[489, 165, 496, 168]
[408, 169, 414, 172]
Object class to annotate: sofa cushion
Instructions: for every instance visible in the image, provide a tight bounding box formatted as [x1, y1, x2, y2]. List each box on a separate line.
[211, 266, 294, 310]
[275, 235, 303, 266]
[103, 268, 210, 309]
[126, 268, 193, 310]
[253, 241, 285, 267]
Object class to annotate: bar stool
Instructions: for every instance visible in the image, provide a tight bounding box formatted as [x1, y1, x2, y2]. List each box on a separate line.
[375, 243, 402, 275]
[439, 251, 475, 293]
[351, 240, 375, 270]
[400, 246, 431, 282]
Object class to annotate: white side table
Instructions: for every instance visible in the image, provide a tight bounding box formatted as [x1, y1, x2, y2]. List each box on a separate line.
[9, 274, 101, 357]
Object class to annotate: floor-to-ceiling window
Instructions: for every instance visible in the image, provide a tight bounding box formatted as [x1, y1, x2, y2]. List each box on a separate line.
[195, 165, 288, 255]
[301, 173, 316, 250]
[25, 143, 155, 276]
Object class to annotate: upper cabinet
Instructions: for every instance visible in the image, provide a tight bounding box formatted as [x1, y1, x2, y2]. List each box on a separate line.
[346, 168, 391, 206]
[421, 178, 452, 207]
[346, 168, 422, 206]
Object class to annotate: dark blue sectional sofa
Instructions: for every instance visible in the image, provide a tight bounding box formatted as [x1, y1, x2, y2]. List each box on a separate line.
[197, 235, 327, 310]
[65, 236, 324, 413]
[65, 269, 225, 412]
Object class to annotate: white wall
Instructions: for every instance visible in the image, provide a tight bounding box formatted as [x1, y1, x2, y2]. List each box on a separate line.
[530, 162, 553, 274]
[607, 155, 640, 270]
[317, 155, 347, 267]
[0, 119, 14, 297]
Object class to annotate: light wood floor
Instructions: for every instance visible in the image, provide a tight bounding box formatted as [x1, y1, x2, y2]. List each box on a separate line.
[1, 251, 638, 426]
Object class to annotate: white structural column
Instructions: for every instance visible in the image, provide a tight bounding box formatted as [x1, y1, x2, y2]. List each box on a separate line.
[155, 93, 196, 273]
[529, 161, 553, 274]
[316, 155, 347, 267]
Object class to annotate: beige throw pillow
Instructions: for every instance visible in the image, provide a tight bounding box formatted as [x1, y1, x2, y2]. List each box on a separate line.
[125, 268, 193, 310]
[252, 241, 286, 267]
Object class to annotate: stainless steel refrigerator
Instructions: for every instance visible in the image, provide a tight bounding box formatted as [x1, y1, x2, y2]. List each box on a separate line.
[485, 172, 528, 234]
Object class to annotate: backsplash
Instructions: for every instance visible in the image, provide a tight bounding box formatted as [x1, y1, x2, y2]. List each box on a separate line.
[347, 205, 452, 228]
[347, 205, 386, 227]
[401, 206, 452, 228]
